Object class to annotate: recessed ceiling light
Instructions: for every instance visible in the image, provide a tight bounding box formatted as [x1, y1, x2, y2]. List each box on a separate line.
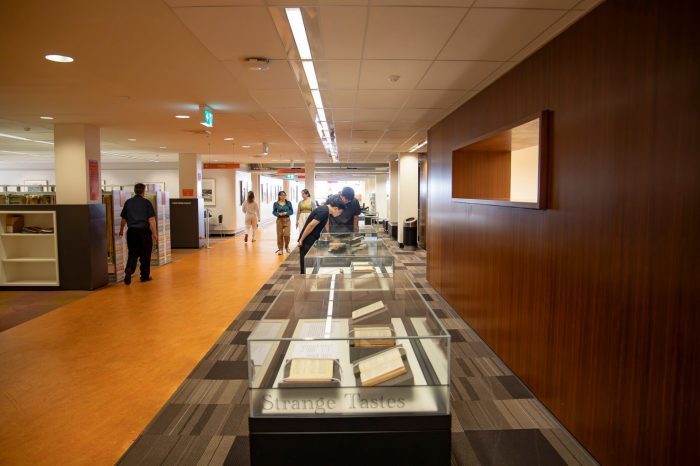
[175, 115, 190, 119]
[214, 159, 219, 162]
[45, 54, 74, 63]
[128, 138, 136, 141]
[40, 116, 54, 120]
[242, 145, 251, 149]
[159, 146, 167, 149]
[224, 137, 234, 141]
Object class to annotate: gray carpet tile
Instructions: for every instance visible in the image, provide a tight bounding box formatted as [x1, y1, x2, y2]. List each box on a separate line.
[118, 234, 597, 466]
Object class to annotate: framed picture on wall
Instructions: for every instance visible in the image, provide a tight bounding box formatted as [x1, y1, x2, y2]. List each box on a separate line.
[25, 180, 48, 193]
[239, 180, 245, 206]
[202, 178, 216, 206]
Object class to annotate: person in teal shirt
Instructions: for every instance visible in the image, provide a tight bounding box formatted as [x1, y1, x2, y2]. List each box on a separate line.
[272, 191, 294, 254]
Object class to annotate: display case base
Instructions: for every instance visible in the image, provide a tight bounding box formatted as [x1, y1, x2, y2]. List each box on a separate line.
[249, 413, 450, 465]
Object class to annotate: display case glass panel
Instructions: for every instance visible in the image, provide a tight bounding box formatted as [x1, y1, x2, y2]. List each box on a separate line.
[248, 272, 450, 418]
[304, 235, 394, 275]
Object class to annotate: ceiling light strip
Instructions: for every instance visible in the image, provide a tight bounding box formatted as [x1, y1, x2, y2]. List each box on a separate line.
[409, 140, 428, 153]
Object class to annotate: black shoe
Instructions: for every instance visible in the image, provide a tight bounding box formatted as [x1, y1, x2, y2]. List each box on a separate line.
[141, 277, 152, 282]
[124, 273, 132, 285]
[244, 234, 248, 242]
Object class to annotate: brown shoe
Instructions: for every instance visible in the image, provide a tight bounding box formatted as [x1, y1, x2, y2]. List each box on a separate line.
[244, 234, 248, 242]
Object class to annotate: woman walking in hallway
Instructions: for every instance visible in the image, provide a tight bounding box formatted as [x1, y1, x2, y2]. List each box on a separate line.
[296, 188, 313, 233]
[241, 190, 260, 243]
[272, 190, 293, 254]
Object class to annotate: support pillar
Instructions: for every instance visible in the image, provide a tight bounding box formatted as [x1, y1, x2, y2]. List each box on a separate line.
[389, 160, 399, 224]
[305, 162, 315, 202]
[375, 174, 388, 220]
[55, 124, 101, 205]
[397, 153, 419, 245]
[178, 153, 202, 198]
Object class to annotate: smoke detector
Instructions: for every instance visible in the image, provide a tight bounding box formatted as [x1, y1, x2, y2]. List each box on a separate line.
[246, 57, 270, 71]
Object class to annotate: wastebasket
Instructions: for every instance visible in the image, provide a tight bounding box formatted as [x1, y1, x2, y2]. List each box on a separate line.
[403, 217, 418, 247]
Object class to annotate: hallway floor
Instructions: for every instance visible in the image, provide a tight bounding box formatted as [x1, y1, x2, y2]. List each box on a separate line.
[0, 222, 289, 465]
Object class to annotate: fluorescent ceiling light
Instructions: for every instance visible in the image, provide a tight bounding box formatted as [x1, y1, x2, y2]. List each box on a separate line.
[311, 90, 324, 110]
[45, 54, 74, 63]
[159, 146, 167, 149]
[223, 137, 234, 141]
[128, 138, 136, 142]
[242, 145, 251, 149]
[302, 61, 319, 89]
[285, 8, 312, 60]
[40, 116, 53, 120]
[175, 115, 190, 119]
[0, 133, 53, 145]
[408, 140, 428, 152]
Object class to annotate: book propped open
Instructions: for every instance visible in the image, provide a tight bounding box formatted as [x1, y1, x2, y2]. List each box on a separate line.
[285, 358, 335, 383]
[352, 301, 385, 320]
[357, 347, 407, 387]
[352, 326, 395, 347]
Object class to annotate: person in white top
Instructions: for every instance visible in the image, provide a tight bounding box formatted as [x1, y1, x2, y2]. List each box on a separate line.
[241, 191, 260, 242]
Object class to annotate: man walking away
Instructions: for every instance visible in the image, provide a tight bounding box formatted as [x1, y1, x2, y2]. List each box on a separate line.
[119, 183, 157, 285]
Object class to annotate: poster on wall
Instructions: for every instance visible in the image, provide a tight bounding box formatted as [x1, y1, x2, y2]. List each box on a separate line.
[202, 179, 215, 205]
[24, 180, 48, 193]
[89, 160, 100, 201]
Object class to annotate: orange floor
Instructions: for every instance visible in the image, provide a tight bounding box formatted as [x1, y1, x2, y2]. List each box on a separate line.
[0, 222, 291, 466]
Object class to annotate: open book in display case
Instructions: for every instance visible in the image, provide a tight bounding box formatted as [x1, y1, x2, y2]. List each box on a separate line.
[247, 272, 451, 465]
[304, 233, 394, 276]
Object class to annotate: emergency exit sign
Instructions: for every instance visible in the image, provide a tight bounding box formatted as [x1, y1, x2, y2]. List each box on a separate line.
[200, 105, 214, 128]
[284, 174, 296, 180]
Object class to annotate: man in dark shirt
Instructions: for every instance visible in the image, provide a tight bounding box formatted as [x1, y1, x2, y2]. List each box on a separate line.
[297, 195, 346, 274]
[119, 183, 157, 285]
[328, 186, 361, 233]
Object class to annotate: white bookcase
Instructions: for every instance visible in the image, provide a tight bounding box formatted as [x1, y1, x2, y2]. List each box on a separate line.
[0, 211, 59, 286]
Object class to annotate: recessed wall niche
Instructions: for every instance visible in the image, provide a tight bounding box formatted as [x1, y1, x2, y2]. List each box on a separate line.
[452, 111, 549, 209]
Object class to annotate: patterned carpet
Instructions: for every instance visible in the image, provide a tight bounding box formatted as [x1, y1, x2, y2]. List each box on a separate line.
[118, 236, 597, 466]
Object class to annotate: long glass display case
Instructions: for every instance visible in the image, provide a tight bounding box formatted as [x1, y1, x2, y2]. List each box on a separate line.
[304, 234, 394, 275]
[248, 272, 451, 464]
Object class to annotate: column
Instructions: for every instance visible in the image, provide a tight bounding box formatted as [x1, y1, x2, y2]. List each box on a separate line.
[55, 124, 101, 204]
[178, 153, 202, 198]
[375, 174, 388, 220]
[367, 176, 376, 211]
[304, 161, 315, 201]
[397, 153, 419, 244]
[389, 159, 399, 223]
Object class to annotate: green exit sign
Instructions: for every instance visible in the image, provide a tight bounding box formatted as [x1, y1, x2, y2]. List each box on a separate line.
[200, 105, 214, 128]
[284, 174, 296, 180]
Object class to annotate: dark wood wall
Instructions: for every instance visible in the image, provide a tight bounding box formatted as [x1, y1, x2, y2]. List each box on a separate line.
[452, 149, 511, 200]
[426, 0, 699, 464]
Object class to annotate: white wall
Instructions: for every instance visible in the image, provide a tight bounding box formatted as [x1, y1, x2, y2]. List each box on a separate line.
[398, 153, 419, 244]
[202, 168, 236, 233]
[259, 175, 284, 223]
[389, 160, 399, 223]
[0, 169, 56, 185]
[510, 145, 539, 203]
[375, 174, 388, 219]
[102, 169, 179, 194]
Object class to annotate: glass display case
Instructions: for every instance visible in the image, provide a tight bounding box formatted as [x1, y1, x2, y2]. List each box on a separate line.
[248, 272, 451, 464]
[304, 234, 394, 275]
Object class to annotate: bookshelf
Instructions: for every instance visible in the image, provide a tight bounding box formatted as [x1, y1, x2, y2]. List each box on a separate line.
[0, 211, 59, 286]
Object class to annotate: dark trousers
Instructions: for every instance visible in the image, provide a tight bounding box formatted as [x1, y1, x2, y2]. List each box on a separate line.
[126, 227, 153, 279]
[299, 240, 313, 274]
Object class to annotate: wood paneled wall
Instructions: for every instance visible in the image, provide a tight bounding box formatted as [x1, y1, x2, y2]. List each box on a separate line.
[452, 149, 511, 200]
[426, 0, 699, 464]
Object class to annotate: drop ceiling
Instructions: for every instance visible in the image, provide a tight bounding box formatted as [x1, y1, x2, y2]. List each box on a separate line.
[0, 0, 602, 166]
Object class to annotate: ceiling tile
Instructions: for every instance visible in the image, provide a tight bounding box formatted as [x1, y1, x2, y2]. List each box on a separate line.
[314, 61, 361, 89]
[358, 60, 432, 90]
[250, 90, 306, 108]
[165, 0, 264, 6]
[418, 61, 502, 90]
[395, 108, 445, 123]
[223, 60, 299, 90]
[331, 108, 355, 120]
[355, 90, 410, 109]
[511, 9, 587, 61]
[352, 121, 390, 131]
[325, 90, 357, 108]
[173, 7, 286, 60]
[473, 0, 577, 7]
[354, 108, 398, 121]
[439, 8, 565, 60]
[351, 130, 384, 139]
[266, 0, 368, 5]
[269, 108, 313, 122]
[405, 90, 466, 109]
[372, 0, 473, 5]
[317, 6, 368, 59]
[363, 7, 466, 60]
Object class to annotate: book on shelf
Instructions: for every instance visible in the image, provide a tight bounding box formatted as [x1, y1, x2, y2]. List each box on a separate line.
[357, 347, 407, 387]
[285, 358, 335, 383]
[353, 325, 395, 347]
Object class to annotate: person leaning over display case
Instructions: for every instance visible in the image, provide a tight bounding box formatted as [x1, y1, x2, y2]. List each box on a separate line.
[297, 195, 346, 274]
[119, 183, 157, 285]
[327, 186, 361, 233]
[272, 190, 294, 255]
